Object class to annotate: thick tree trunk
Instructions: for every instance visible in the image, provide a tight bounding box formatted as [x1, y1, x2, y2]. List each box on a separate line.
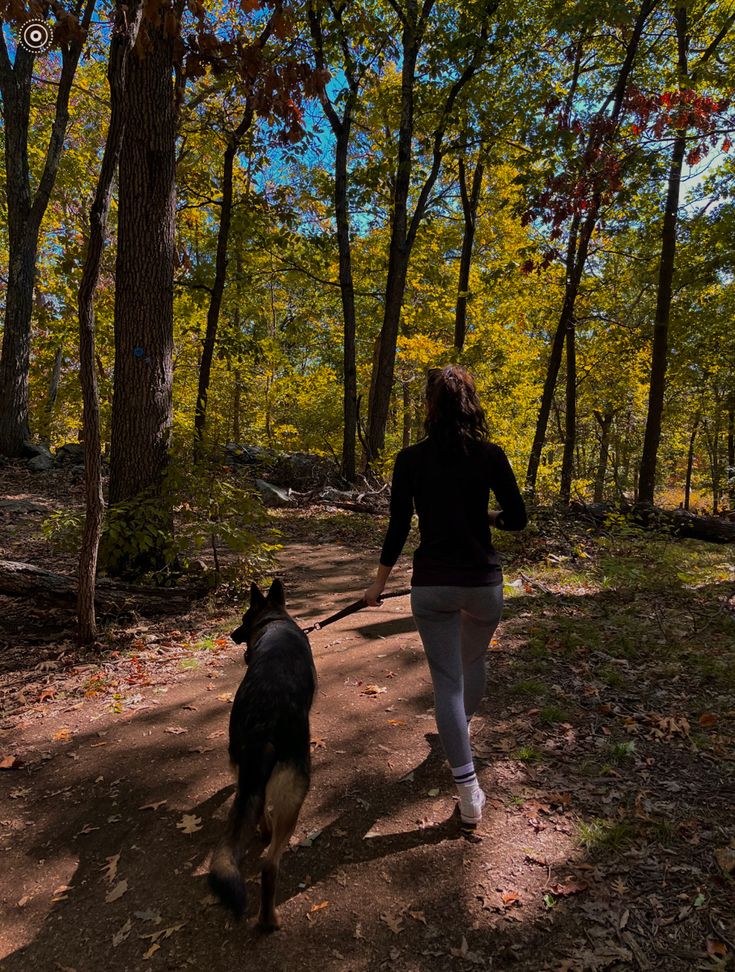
[684, 410, 700, 511]
[109, 23, 176, 514]
[593, 410, 613, 503]
[77, 0, 143, 643]
[0, 6, 95, 456]
[638, 8, 689, 505]
[38, 342, 64, 446]
[568, 504, 735, 543]
[194, 107, 253, 458]
[454, 154, 484, 351]
[402, 381, 411, 448]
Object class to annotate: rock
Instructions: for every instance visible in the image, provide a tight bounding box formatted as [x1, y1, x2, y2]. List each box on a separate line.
[28, 453, 55, 473]
[254, 479, 295, 507]
[55, 442, 85, 464]
[21, 440, 53, 460]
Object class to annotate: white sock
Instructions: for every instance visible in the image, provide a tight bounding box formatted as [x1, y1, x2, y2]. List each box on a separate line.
[451, 760, 478, 796]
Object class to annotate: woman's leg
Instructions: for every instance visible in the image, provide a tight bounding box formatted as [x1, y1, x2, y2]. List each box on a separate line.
[410, 586, 471, 769]
[460, 585, 504, 720]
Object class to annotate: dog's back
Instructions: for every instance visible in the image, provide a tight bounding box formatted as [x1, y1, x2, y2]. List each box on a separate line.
[209, 580, 315, 930]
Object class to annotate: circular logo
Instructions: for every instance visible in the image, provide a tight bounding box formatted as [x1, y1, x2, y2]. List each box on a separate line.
[19, 20, 53, 54]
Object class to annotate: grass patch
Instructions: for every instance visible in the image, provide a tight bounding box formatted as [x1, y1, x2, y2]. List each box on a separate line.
[512, 745, 542, 763]
[538, 705, 569, 725]
[604, 739, 637, 764]
[577, 817, 635, 852]
[509, 679, 546, 699]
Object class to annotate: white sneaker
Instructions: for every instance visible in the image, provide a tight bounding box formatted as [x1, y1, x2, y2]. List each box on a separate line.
[458, 786, 486, 826]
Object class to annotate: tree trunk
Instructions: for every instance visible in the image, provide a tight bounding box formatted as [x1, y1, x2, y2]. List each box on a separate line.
[402, 381, 412, 448]
[638, 8, 689, 505]
[727, 394, 734, 507]
[77, 0, 143, 643]
[39, 341, 65, 445]
[684, 410, 699, 511]
[454, 153, 484, 351]
[559, 314, 577, 504]
[0, 559, 204, 614]
[0, 4, 96, 457]
[593, 410, 613, 503]
[108, 21, 177, 517]
[335, 118, 359, 482]
[194, 107, 253, 458]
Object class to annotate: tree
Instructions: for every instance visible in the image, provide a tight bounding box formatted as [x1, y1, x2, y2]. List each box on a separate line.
[77, 0, 144, 641]
[0, 0, 97, 456]
[365, 0, 499, 462]
[638, 5, 734, 504]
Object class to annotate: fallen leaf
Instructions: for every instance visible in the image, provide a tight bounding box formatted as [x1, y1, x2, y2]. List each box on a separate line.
[363, 684, 387, 696]
[139, 800, 167, 812]
[501, 891, 522, 907]
[387, 719, 406, 726]
[53, 728, 72, 743]
[102, 853, 120, 883]
[105, 879, 128, 903]
[0, 755, 20, 770]
[17, 895, 31, 908]
[715, 846, 735, 875]
[134, 909, 162, 923]
[143, 943, 160, 960]
[176, 814, 202, 834]
[408, 910, 427, 924]
[548, 880, 588, 897]
[216, 693, 233, 703]
[707, 939, 727, 959]
[164, 726, 188, 735]
[354, 922, 364, 940]
[309, 900, 329, 913]
[427, 788, 440, 797]
[698, 712, 718, 727]
[380, 912, 404, 934]
[112, 918, 132, 947]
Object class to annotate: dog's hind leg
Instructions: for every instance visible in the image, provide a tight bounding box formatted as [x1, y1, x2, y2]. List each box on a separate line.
[257, 765, 308, 931]
[209, 790, 261, 919]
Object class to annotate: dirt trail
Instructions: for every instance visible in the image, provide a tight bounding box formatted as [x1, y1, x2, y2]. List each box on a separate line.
[0, 541, 588, 972]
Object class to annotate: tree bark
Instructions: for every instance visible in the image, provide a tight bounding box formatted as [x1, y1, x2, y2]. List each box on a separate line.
[366, 0, 493, 462]
[77, 0, 143, 643]
[108, 21, 177, 520]
[593, 410, 613, 503]
[308, 3, 359, 482]
[0, 1, 96, 457]
[0, 559, 204, 614]
[728, 395, 734, 507]
[454, 152, 484, 351]
[559, 302, 577, 505]
[194, 106, 254, 458]
[684, 410, 700, 511]
[638, 12, 689, 505]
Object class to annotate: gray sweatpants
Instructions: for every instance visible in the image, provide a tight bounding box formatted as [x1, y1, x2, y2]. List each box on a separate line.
[411, 585, 504, 769]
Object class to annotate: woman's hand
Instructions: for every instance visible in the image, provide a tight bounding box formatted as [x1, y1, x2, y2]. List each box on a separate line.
[363, 581, 385, 606]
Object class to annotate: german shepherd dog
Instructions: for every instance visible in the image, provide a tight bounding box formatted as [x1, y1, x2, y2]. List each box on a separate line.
[209, 579, 316, 930]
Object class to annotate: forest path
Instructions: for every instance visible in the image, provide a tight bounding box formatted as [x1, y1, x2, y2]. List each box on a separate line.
[1, 513, 734, 970]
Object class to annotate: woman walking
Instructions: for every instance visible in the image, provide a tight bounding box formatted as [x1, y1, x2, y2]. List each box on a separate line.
[364, 365, 526, 825]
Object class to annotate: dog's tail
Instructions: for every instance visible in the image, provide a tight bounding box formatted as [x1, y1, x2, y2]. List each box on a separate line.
[209, 751, 275, 918]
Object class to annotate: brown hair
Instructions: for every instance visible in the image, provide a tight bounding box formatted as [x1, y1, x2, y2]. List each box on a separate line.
[424, 365, 488, 451]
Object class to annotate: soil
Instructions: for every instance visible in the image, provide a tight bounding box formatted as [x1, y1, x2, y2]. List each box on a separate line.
[0, 462, 733, 972]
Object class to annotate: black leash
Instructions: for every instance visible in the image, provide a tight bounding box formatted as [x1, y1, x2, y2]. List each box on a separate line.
[302, 588, 411, 634]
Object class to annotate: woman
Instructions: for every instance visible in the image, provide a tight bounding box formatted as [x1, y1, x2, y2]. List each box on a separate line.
[364, 365, 526, 826]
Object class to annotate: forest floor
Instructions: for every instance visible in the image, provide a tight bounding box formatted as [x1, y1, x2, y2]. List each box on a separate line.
[0, 462, 734, 972]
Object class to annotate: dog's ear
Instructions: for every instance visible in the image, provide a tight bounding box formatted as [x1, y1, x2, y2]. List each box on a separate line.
[266, 578, 285, 607]
[250, 582, 266, 610]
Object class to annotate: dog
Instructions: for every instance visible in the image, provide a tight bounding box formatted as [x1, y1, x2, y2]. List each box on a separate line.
[209, 578, 316, 930]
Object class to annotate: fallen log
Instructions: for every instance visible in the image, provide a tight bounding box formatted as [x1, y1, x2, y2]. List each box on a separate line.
[0, 560, 206, 615]
[569, 502, 735, 544]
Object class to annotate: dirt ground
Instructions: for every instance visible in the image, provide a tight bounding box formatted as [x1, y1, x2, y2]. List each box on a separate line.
[0, 463, 734, 971]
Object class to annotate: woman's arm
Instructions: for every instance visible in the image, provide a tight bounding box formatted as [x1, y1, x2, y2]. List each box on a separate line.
[364, 451, 413, 605]
[489, 445, 527, 531]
